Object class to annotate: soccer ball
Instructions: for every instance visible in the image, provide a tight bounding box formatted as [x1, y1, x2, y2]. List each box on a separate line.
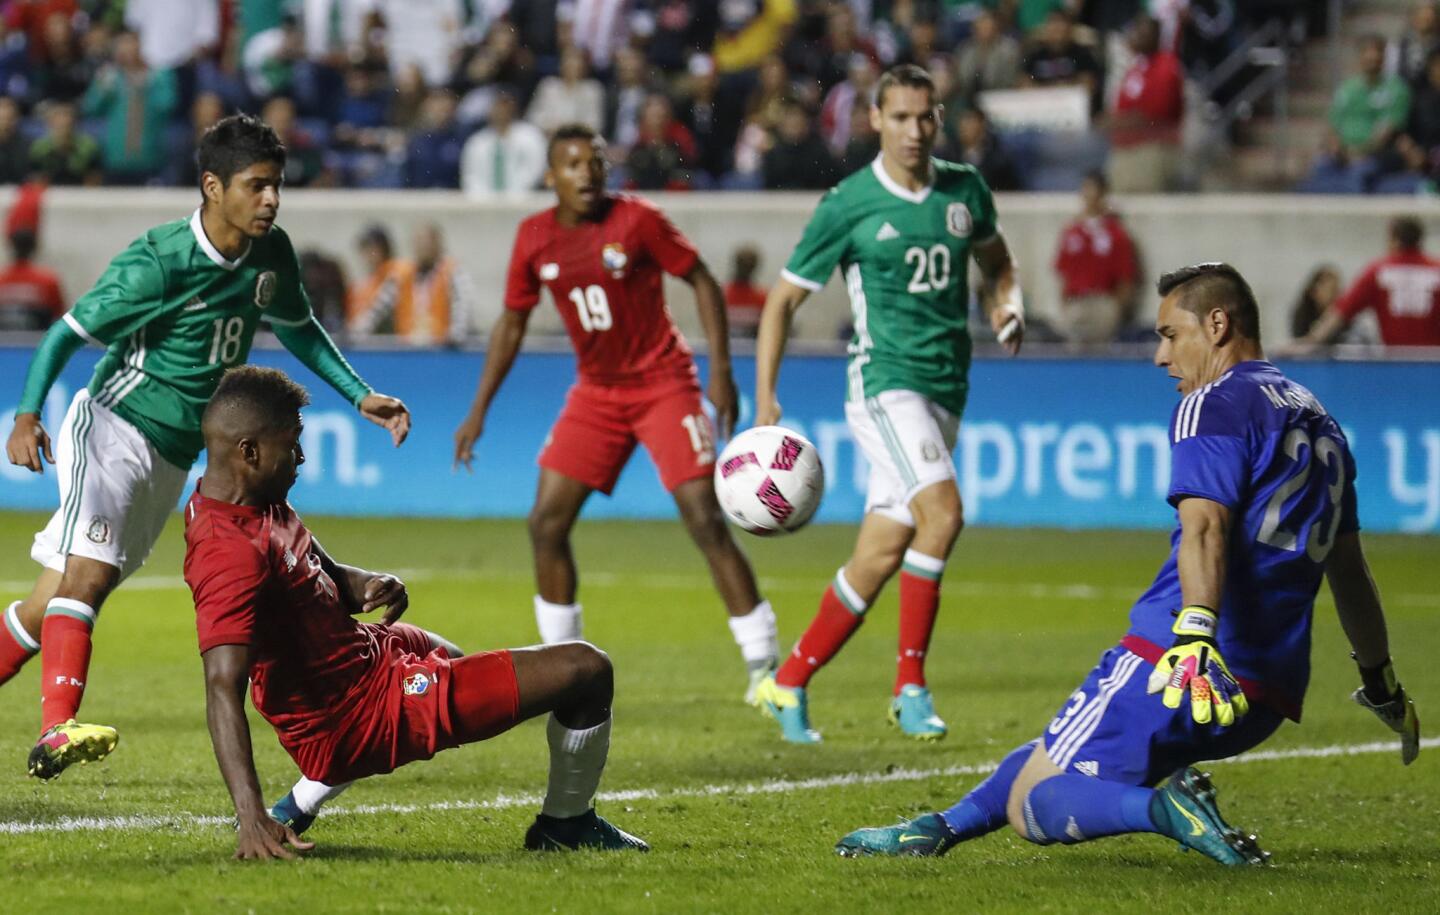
[714, 426, 824, 535]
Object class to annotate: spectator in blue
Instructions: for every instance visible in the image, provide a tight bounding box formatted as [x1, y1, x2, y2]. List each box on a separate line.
[405, 88, 467, 189]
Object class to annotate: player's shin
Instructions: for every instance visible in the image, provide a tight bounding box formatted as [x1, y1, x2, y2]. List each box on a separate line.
[940, 740, 1036, 840]
[39, 598, 98, 731]
[541, 714, 611, 819]
[729, 599, 780, 680]
[1020, 774, 1158, 845]
[896, 550, 945, 693]
[534, 596, 583, 643]
[0, 602, 40, 685]
[775, 570, 868, 689]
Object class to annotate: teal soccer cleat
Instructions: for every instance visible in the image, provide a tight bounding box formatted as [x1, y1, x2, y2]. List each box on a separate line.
[269, 790, 317, 836]
[889, 684, 948, 740]
[1150, 768, 1269, 866]
[754, 675, 821, 744]
[524, 809, 649, 852]
[835, 813, 958, 858]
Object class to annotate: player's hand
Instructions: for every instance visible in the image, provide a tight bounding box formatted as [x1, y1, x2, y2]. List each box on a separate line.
[1352, 657, 1420, 765]
[1146, 606, 1249, 726]
[754, 395, 781, 427]
[708, 370, 739, 441]
[990, 307, 1024, 356]
[359, 393, 411, 446]
[6, 413, 54, 474]
[234, 811, 314, 861]
[361, 573, 409, 624]
[453, 411, 485, 471]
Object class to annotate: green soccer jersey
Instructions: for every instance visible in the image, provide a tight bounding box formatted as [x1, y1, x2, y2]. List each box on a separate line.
[782, 157, 998, 416]
[57, 211, 364, 468]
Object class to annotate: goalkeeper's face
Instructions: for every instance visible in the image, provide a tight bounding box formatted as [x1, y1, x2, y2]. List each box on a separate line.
[1153, 294, 1223, 395]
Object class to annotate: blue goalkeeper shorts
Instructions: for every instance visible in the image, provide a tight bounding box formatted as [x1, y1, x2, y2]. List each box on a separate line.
[1041, 645, 1285, 786]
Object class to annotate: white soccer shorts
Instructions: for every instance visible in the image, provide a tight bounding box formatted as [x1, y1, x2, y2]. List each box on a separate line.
[31, 390, 189, 580]
[844, 388, 960, 528]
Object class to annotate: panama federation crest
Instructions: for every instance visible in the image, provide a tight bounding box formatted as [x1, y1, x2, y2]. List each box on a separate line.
[402, 671, 433, 696]
[601, 243, 628, 277]
[254, 270, 277, 309]
[945, 202, 973, 239]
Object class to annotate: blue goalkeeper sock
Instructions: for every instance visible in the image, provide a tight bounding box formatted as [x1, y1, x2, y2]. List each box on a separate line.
[938, 740, 1036, 840]
[1021, 774, 1158, 845]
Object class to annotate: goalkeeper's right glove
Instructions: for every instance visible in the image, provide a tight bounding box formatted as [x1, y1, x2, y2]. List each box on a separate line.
[1352, 655, 1420, 765]
[1146, 606, 1249, 726]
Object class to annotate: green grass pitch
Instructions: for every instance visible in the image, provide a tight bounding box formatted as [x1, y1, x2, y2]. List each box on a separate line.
[0, 511, 1435, 913]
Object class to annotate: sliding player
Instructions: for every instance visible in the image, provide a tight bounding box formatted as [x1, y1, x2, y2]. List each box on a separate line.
[836, 263, 1419, 864]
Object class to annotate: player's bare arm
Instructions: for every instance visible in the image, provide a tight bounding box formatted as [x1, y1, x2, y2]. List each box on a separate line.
[454, 308, 531, 471]
[753, 279, 811, 426]
[5, 412, 54, 473]
[974, 231, 1024, 356]
[1174, 496, 1229, 610]
[683, 260, 739, 439]
[1326, 531, 1421, 763]
[312, 538, 409, 623]
[202, 642, 314, 860]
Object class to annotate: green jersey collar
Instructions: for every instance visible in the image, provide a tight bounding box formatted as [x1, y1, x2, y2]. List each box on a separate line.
[870, 155, 933, 204]
[190, 208, 252, 271]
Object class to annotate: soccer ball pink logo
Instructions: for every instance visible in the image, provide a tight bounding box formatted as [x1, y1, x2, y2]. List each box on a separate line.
[714, 426, 824, 535]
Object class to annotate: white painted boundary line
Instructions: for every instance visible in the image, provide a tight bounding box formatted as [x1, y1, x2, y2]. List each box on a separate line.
[2, 736, 1433, 837]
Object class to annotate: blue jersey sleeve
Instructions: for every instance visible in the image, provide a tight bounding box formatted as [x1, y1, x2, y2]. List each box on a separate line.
[1167, 387, 1250, 510]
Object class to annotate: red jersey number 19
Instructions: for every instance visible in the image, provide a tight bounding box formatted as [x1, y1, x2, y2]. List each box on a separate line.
[569, 285, 613, 332]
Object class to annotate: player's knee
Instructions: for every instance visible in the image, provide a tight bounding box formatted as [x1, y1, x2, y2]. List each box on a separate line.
[527, 505, 569, 550]
[569, 641, 613, 698]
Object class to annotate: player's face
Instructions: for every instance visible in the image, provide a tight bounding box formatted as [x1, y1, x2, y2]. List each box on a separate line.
[254, 416, 305, 503]
[547, 139, 608, 217]
[1154, 294, 1221, 395]
[213, 160, 284, 239]
[871, 85, 940, 171]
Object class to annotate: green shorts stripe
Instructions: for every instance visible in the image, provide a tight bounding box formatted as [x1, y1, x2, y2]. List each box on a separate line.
[867, 398, 917, 490]
[58, 398, 94, 557]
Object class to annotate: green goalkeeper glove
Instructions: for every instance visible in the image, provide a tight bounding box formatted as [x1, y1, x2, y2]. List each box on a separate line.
[1352, 656, 1420, 765]
[1145, 606, 1250, 726]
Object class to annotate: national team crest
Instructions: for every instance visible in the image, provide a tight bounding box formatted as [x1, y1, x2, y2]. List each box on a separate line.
[401, 672, 433, 696]
[945, 203, 973, 239]
[85, 515, 111, 544]
[254, 271, 277, 309]
[601, 243, 628, 277]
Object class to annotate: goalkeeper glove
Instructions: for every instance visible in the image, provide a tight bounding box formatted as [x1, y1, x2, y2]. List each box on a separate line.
[1146, 606, 1250, 726]
[1352, 655, 1420, 765]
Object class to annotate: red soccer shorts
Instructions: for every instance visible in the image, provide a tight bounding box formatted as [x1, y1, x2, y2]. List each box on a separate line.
[538, 379, 715, 494]
[291, 628, 521, 783]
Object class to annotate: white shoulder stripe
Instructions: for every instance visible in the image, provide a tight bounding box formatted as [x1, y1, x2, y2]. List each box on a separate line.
[62, 313, 103, 347]
[779, 268, 823, 292]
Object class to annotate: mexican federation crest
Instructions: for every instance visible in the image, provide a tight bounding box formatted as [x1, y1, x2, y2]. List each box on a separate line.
[601, 243, 628, 277]
[945, 202, 973, 239]
[254, 270, 277, 309]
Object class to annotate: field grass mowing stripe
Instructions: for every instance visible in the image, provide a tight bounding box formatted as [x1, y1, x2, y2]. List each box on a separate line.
[2, 737, 1433, 837]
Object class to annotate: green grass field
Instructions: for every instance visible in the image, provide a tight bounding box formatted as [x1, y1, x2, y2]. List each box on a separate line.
[0, 511, 1435, 913]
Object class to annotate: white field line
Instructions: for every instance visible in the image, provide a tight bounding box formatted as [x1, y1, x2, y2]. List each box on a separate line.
[4, 570, 1438, 609]
[1, 736, 1433, 837]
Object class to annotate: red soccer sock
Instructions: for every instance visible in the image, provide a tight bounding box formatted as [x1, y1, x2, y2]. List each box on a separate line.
[0, 602, 40, 686]
[40, 600, 97, 733]
[895, 550, 945, 694]
[775, 573, 868, 689]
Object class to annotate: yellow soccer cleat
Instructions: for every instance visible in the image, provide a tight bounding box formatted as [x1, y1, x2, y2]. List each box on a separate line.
[27, 719, 119, 780]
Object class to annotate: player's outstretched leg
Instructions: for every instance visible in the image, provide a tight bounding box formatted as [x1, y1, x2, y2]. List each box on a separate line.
[528, 471, 594, 643]
[28, 557, 120, 779]
[670, 478, 779, 703]
[498, 643, 646, 852]
[0, 600, 42, 687]
[836, 740, 1035, 857]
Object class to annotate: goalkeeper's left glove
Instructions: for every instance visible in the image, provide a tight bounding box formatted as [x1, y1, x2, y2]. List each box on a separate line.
[1352, 655, 1420, 765]
[1146, 606, 1250, 726]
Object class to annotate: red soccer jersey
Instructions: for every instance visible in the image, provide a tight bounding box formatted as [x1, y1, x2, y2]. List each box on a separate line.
[0, 260, 64, 331]
[1053, 214, 1137, 298]
[184, 488, 400, 751]
[1112, 51, 1184, 147]
[504, 194, 701, 386]
[1335, 251, 1440, 346]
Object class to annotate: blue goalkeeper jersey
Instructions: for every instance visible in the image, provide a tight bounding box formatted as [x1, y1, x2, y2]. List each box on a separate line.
[1125, 361, 1359, 720]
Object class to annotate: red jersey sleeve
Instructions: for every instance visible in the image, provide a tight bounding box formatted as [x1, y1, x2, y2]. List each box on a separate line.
[1335, 263, 1380, 321]
[186, 534, 269, 654]
[504, 219, 542, 311]
[636, 200, 700, 277]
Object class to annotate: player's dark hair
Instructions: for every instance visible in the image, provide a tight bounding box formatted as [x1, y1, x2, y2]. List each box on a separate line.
[196, 113, 287, 191]
[1156, 262, 1262, 343]
[1391, 216, 1425, 251]
[207, 366, 311, 434]
[548, 123, 603, 164]
[875, 64, 935, 110]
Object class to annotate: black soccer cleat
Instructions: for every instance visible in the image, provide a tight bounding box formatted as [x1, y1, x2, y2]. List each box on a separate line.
[523, 809, 649, 852]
